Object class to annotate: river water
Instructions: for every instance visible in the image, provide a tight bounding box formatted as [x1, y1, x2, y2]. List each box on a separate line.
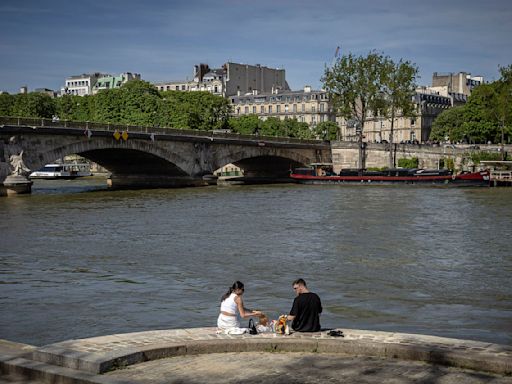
[0, 178, 511, 346]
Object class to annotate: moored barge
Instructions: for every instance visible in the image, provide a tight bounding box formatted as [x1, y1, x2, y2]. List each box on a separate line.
[291, 164, 490, 186]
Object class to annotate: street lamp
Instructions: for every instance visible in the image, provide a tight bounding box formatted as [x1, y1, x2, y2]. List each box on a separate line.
[355, 121, 364, 176]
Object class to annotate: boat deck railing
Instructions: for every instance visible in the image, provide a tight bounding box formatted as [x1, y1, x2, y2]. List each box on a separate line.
[490, 170, 512, 182]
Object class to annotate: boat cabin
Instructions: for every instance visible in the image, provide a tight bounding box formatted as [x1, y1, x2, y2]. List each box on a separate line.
[293, 163, 335, 177]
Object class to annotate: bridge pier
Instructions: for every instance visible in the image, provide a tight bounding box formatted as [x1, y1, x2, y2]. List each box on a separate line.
[107, 174, 208, 190]
[1, 175, 33, 196]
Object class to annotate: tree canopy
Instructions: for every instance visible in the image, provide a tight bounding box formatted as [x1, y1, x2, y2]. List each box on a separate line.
[380, 57, 418, 167]
[322, 51, 385, 133]
[1, 80, 232, 131]
[430, 64, 512, 145]
[322, 50, 418, 168]
[314, 121, 339, 140]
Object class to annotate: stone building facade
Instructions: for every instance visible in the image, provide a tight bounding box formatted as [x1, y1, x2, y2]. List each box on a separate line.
[340, 87, 452, 144]
[430, 71, 484, 106]
[229, 86, 336, 128]
[154, 62, 289, 97]
[61, 73, 105, 96]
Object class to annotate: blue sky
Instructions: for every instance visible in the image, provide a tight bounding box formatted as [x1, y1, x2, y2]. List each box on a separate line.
[1, 0, 511, 94]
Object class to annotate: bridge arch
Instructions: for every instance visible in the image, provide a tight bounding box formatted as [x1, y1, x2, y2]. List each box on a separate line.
[215, 147, 312, 178]
[28, 138, 190, 177]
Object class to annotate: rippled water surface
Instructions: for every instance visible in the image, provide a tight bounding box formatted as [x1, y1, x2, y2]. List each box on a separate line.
[1, 178, 511, 346]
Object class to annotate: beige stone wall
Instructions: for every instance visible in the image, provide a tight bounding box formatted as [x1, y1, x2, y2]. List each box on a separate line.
[331, 142, 511, 172]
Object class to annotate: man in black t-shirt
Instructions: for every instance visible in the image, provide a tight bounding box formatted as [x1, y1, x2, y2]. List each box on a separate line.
[287, 278, 322, 332]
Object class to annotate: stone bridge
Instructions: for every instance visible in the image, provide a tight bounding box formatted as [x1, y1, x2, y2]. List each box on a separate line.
[0, 117, 331, 193]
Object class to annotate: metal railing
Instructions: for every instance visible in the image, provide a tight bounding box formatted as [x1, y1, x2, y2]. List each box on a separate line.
[0, 116, 326, 146]
[491, 171, 512, 181]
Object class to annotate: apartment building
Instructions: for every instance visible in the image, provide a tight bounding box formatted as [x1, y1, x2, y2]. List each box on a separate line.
[61, 72, 141, 96]
[92, 72, 141, 94]
[340, 87, 452, 143]
[230, 85, 335, 127]
[431, 71, 484, 105]
[154, 62, 289, 97]
[61, 73, 106, 96]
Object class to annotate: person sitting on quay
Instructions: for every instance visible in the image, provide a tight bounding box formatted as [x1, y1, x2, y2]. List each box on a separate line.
[217, 281, 262, 334]
[286, 278, 322, 332]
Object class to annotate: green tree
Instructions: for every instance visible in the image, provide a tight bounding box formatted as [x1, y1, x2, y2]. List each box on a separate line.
[314, 121, 339, 140]
[229, 114, 261, 134]
[114, 80, 161, 126]
[433, 65, 512, 146]
[11, 93, 55, 118]
[380, 58, 419, 167]
[0, 93, 15, 116]
[462, 83, 500, 143]
[55, 94, 93, 121]
[283, 118, 313, 139]
[322, 51, 387, 171]
[259, 117, 283, 136]
[430, 106, 466, 142]
[158, 90, 230, 130]
[493, 65, 512, 158]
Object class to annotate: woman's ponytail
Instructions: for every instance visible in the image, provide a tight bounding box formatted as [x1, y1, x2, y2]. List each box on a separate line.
[221, 281, 244, 302]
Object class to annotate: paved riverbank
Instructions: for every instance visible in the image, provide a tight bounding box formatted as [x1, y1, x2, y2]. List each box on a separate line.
[1, 328, 511, 383]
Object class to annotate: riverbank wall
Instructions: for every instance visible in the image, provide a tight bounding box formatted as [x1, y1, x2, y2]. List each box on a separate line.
[331, 142, 511, 172]
[1, 328, 511, 383]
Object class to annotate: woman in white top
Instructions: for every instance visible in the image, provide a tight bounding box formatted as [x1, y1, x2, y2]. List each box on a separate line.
[217, 281, 262, 332]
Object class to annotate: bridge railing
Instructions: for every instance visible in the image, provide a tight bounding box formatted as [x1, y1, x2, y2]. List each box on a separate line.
[0, 116, 326, 145]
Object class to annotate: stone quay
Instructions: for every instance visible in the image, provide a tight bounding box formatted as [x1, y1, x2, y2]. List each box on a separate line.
[1, 327, 511, 383]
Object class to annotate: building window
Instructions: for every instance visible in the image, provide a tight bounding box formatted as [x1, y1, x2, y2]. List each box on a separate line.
[260, 106, 265, 113]
[276, 105, 281, 113]
[302, 104, 305, 112]
[176, 86, 179, 90]
[293, 104, 297, 113]
[312, 106, 316, 113]
[285, 105, 289, 113]
[244, 106, 249, 114]
[320, 103, 325, 112]
[236, 107, 240, 115]
[269, 106, 272, 113]
[252, 106, 256, 114]
[411, 118, 416, 126]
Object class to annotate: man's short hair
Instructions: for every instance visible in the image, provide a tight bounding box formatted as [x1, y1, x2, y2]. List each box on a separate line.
[292, 278, 307, 287]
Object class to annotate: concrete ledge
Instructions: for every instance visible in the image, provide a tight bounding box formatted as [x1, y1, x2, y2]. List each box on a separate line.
[2, 328, 511, 383]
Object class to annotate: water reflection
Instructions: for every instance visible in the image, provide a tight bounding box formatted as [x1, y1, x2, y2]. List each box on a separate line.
[0, 180, 511, 346]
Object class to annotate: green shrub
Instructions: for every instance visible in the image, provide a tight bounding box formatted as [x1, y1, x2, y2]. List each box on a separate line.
[468, 151, 504, 163]
[439, 158, 455, 170]
[397, 157, 419, 168]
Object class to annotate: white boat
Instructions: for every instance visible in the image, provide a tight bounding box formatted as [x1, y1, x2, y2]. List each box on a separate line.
[29, 163, 92, 179]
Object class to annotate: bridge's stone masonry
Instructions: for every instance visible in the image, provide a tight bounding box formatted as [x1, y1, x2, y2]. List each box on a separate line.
[0, 124, 330, 192]
[1, 120, 510, 194]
